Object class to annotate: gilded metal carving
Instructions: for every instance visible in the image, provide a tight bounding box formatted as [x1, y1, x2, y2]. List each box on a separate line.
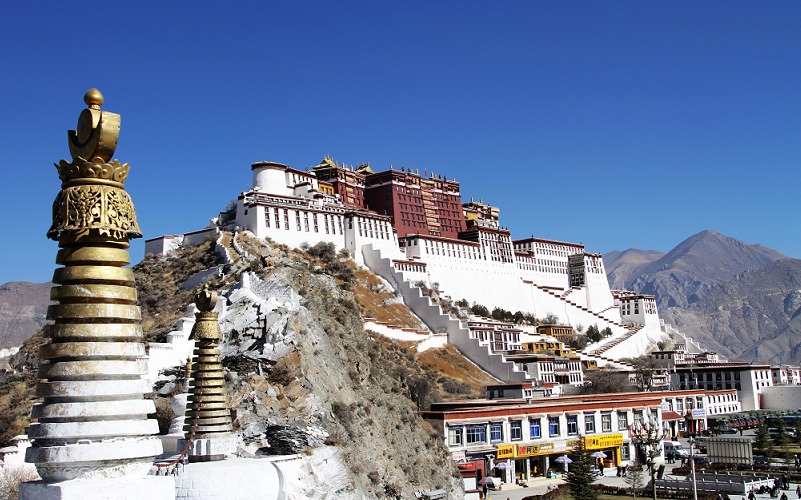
[47, 88, 139, 244]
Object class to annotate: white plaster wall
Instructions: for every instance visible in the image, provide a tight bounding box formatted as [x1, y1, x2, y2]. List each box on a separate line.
[600, 324, 665, 360]
[145, 236, 183, 256]
[363, 244, 527, 383]
[251, 205, 348, 253]
[236, 199, 265, 238]
[344, 215, 402, 265]
[585, 269, 615, 313]
[253, 165, 288, 195]
[183, 228, 217, 246]
[761, 386, 801, 410]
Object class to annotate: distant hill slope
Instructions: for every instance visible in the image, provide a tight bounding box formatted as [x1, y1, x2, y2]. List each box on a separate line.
[605, 248, 664, 290]
[607, 230, 788, 308]
[661, 258, 801, 364]
[604, 230, 800, 363]
[0, 281, 51, 349]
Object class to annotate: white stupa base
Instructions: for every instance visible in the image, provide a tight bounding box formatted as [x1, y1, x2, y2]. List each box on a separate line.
[174, 457, 279, 500]
[178, 437, 237, 462]
[19, 475, 175, 500]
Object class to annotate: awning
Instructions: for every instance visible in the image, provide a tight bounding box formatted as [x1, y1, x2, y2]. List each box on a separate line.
[662, 411, 684, 421]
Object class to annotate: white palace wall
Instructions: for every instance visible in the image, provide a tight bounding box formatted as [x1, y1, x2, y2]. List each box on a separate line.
[403, 237, 529, 312]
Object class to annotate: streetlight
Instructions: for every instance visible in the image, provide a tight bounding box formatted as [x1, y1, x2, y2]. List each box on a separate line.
[684, 412, 699, 500]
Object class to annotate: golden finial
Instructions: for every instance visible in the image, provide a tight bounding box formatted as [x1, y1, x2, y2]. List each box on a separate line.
[84, 88, 104, 108]
[194, 284, 218, 313]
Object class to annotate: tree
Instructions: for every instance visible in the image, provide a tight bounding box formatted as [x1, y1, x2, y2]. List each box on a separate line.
[565, 439, 599, 500]
[542, 313, 559, 325]
[776, 418, 791, 464]
[586, 325, 602, 343]
[470, 303, 489, 317]
[755, 423, 772, 458]
[601, 326, 613, 337]
[623, 356, 663, 392]
[624, 462, 645, 500]
[581, 369, 633, 394]
[630, 417, 665, 500]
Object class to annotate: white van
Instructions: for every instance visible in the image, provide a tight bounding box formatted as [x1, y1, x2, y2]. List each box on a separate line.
[664, 441, 689, 458]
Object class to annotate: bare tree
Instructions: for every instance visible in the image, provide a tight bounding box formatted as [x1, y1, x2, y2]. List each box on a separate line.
[581, 369, 633, 394]
[630, 417, 665, 500]
[623, 356, 665, 392]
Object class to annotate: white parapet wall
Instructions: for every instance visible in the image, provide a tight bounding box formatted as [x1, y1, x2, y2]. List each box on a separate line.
[363, 244, 527, 383]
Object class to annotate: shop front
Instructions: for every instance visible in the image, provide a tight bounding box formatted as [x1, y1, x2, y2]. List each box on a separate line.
[584, 433, 624, 470]
[495, 439, 582, 482]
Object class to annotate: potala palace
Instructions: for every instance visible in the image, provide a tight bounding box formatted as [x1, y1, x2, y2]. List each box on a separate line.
[13, 91, 801, 500]
[147, 157, 703, 390]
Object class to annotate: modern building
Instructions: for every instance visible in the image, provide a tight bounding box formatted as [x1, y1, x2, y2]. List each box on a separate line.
[671, 363, 772, 411]
[422, 392, 665, 484]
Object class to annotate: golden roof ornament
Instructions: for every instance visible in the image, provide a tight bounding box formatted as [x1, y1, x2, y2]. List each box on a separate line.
[48, 89, 140, 243]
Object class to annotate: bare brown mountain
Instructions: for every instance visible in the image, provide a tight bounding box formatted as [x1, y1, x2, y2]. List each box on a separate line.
[604, 230, 800, 363]
[605, 230, 788, 308]
[660, 258, 801, 364]
[0, 282, 51, 349]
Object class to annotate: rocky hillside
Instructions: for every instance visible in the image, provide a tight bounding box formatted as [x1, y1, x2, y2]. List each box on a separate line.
[1, 233, 499, 498]
[605, 230, 801, 363]
[0, 282, 51, 349]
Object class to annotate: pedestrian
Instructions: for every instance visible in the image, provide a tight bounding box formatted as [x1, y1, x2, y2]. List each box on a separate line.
[795, 485, 800, 499]
[796, 453, 800, 468]
[781, 493, 788, 500]
[750, 488, 757, 500]
[617, 465, 621, 477]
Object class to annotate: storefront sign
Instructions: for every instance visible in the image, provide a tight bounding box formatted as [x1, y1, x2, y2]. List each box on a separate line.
[584, 433, 624, 449]
[514, 439, 580, 457]
[451, 450, 466, 462]
[692, 409, 706, 418]
[496, 444, 515, 459]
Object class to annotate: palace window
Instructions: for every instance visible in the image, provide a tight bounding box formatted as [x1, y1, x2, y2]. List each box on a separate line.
[466, 425, 486, 445]
[549, 417, 560, 437]
[585, 414, 596, 434]
[448, 427, 463, 446]
[617, 411, 628, 431]
[602, 413, 612, 432]
[490, 423, 503, 442]
[510, 420, 522, 441]
[567, 415, 578, 436]
[530, 418, 541, 439]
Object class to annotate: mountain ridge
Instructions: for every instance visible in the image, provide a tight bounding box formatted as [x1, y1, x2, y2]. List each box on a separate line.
[604, 230, 801, 363]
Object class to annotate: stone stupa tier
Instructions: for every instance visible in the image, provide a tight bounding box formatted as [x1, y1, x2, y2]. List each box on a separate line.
[181, 286, 236, 461]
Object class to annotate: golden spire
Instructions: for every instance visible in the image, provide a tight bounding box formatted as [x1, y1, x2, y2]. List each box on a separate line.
[183, 285, 235, 461]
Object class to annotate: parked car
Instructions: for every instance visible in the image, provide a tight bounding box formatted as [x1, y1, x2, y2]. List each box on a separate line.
[692, 456, 710, 467]
[664, 441, 690, 458]
[753, 455, 769, 467]
[768, 428, 797, 440]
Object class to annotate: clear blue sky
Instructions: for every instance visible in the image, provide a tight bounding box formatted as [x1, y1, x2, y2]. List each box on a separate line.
[2, 1, 799, 284]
